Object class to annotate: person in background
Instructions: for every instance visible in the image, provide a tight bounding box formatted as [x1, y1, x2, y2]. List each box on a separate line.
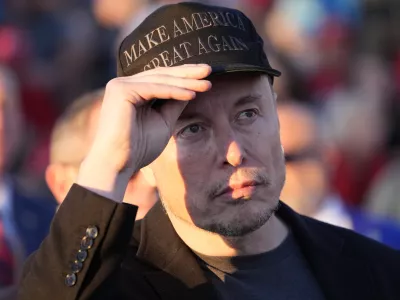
[321, 55, 390, 207]
[93, 0, 202, 51]
[364, 97, 400, 222]
[0, 65, 56, 298]
[45, 89, 158, 219]
[278, 101, 400, 249]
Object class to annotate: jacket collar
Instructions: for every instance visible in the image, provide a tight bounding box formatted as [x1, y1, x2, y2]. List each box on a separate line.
[134, 201, 376, 300]
[134, 202, 218, 299]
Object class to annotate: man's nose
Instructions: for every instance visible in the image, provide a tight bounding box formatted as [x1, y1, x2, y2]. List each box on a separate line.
[225, 140, 244, 167]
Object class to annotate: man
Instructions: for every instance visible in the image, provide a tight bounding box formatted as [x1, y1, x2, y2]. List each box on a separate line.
[0, 66, 55, 298]
[45, 89, 158, 219]
[278, 101, 400, 249]
[18, 3, 400, 300]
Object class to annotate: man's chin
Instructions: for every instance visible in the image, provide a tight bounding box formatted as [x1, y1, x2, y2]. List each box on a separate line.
[205, 221, 267, 238]
[200, 203, 280, 237]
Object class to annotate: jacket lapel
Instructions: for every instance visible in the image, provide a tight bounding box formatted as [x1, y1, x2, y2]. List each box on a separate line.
[278, 203, 377, 300]
[134, 202, 219, 300]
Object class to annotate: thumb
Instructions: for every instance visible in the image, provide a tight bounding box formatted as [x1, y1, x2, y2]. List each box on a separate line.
[158, 100, 189, 132]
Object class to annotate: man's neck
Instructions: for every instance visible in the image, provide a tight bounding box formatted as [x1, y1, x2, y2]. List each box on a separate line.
[135, 187, 158, 220]
[168, 213, 289, 257]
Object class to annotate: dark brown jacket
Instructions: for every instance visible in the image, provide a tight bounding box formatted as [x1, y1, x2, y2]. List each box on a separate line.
[18, 184, 400, 299]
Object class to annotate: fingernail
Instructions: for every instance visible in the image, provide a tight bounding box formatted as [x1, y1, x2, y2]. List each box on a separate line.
[202, 80, 212, 89]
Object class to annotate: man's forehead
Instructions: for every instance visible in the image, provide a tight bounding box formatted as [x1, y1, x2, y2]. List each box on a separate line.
[181, 73, 270, 113]
[208, 72, 265, 88]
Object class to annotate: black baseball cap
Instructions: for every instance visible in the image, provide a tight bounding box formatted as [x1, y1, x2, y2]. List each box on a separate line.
[117, 2, 281, 83]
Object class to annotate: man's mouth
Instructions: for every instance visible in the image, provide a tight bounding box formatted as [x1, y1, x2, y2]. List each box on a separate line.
[215, 180, 262, 199]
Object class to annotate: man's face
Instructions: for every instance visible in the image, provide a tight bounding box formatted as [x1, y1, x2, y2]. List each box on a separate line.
[151, 73, 286, 237]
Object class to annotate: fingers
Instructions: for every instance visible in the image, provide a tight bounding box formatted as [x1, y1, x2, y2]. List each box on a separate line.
[128, 83, 197, 103]
[134, 75, 212, 93]
[135, 64, 212, 79]
[105, 64, 213, 107]
[158, 100, 189, 131]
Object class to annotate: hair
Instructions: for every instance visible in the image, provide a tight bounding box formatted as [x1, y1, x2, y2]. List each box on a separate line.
[49, 89, 105, 165]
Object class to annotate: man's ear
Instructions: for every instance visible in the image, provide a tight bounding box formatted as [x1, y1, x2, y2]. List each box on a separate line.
[140, 166, 156, 188]
[45, 164, 75, 204]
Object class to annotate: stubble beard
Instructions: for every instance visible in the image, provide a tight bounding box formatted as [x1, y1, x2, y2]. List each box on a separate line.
[160, 192, 281, 238]
[159, 176, 285, 239]
[206, 201, 281, 237]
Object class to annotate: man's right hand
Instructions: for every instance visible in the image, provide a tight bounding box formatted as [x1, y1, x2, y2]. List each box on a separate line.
[76, 64, 212, 202]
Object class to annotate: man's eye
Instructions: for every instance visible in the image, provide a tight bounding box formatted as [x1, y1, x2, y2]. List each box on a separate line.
[179, 124, 204, 137]
[237, 109, 259, 120]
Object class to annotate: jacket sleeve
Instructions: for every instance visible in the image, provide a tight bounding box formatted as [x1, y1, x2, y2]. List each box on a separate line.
[17, 184, 138, 300]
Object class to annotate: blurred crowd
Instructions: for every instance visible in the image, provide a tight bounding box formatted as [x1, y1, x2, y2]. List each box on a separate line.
[1, 0, 400, 296]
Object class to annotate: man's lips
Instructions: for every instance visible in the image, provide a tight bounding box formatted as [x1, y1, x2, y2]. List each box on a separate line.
[215, 181, 261, 199]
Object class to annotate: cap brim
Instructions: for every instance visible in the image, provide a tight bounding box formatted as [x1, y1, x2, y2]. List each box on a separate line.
[210, 63, 281, 81]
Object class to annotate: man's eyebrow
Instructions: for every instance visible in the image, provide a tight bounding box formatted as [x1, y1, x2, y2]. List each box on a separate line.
[177, 111, 207, 123]
[177, 94, 263, 123]
[234, 94, 262, 107]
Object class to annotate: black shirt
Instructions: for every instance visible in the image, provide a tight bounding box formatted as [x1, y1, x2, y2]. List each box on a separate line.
[196, 232, 326, 300]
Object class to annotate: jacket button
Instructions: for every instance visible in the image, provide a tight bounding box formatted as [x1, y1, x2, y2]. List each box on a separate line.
[65, 273, 77, 287]
[86, 226, 99, 239]
[71, 260, 83, 273]
[76, 249, 88, 262]
[80, 236, 94, 250]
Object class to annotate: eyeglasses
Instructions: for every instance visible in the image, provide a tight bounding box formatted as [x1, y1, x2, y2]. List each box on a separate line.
[284, 148, 320, 163]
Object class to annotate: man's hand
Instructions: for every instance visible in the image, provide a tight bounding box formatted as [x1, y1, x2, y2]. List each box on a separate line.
[76, 64, 212, 202]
